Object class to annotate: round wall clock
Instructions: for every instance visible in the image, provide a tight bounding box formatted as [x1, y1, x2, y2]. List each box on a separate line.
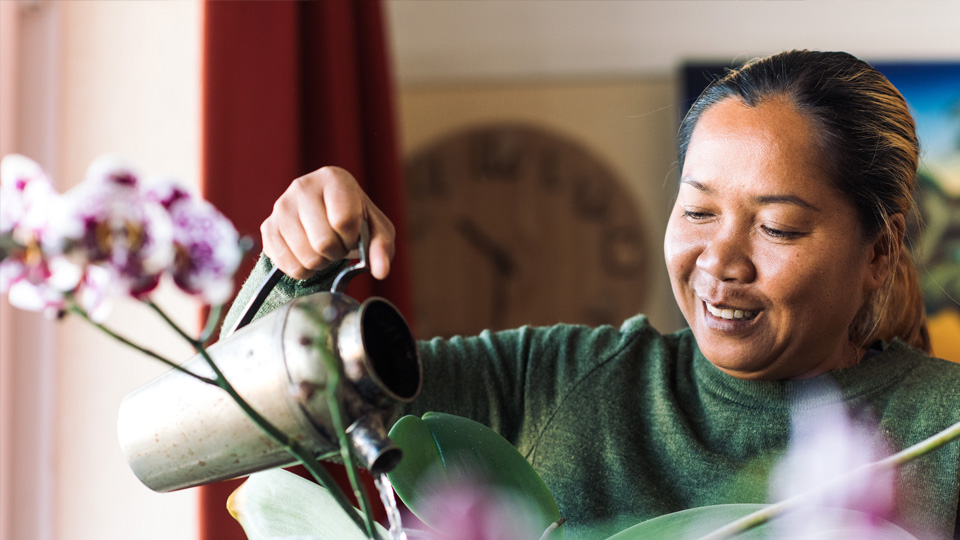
[405, 123, 648, 338]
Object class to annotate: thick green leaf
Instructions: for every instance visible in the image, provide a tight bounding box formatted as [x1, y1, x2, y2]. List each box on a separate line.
[388, 412, 562, 538]
[605, 504, 918, 540]
[227, 468, 388, 540]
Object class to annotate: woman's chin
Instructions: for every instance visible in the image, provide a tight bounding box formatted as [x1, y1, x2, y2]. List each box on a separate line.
[696, 339, 784, 380]
[705, 357, 775, 380]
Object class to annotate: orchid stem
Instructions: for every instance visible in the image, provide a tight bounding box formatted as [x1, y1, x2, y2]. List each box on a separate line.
[68, 303, 215, 385]
[198, 303, 223, 344]
[145, 300, 375, 537]
[302, 305, 381, 540]
[883, 420, 960, 466]
[695, 419, 960, 540]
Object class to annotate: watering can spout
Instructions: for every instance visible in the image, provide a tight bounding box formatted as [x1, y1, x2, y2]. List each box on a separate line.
[348, 413, 403, 476]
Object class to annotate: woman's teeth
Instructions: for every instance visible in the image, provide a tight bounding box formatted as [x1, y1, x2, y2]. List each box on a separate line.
[705, 301, 756, 320]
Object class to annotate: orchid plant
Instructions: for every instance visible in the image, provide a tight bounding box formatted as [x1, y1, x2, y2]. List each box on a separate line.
[0, 153, 393, 538]
[2, 153, 959, 540]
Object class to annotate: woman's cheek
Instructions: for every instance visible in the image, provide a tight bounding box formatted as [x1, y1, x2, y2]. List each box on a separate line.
[664, 222, 701, 279]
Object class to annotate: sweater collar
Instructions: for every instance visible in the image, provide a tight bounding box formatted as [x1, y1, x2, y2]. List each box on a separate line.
[687, 333, 916, 410]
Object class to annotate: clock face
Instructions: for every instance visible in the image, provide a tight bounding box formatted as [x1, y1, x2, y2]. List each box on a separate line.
[405, 124, 647, 338]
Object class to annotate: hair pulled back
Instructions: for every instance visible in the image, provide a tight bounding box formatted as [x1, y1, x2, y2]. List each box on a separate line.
[678, 50, 930, 352]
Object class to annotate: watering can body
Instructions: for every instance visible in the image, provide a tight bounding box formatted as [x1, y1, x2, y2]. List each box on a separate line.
[118, 222, 422, 492]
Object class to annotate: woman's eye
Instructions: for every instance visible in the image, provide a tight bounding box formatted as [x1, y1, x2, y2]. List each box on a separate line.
[761, 225, 803, 240]
[682, 210, 712, 220]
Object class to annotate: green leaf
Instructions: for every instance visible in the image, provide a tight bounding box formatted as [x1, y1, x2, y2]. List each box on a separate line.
[228, 468, 389, 540]
[387, 412, 562, 538]
[605, 504, 918, 540]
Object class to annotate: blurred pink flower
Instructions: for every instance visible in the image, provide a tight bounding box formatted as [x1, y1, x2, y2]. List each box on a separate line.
[2, 153, 244, 317]
[0, 155, 82, 314]
[146, 180, 242, 305]
[58, 155, 174, 298]
[411, 473, 545, 540]
[770, 386, 896, 538]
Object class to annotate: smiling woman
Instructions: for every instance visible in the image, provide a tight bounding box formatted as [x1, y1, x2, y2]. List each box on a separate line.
[666, 96, 898, 381]
[225, 50, 960, 539]
[675, 51, 930, 357]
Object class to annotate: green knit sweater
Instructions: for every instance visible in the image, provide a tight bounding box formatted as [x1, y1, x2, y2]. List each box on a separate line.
[225, 255, 960, 539]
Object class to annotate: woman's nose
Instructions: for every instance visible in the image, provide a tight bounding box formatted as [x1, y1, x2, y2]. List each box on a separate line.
[696, 225, 757, 283]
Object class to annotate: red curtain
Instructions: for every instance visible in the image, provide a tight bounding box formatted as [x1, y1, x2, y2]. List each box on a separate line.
[201, 1, 410, 537]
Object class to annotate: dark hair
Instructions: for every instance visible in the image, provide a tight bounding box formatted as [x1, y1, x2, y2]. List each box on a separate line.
[678, 50, 930, 352]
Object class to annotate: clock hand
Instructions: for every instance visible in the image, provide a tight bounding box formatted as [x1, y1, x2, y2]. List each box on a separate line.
[454, 217, 516, 278]
[454, 217, 515, 329]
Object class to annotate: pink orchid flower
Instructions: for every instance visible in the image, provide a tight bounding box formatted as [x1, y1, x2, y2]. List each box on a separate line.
[0, 155, 82, 314]
[146, 180, 242, 305]
[410, 472, 545, 540]
[769, 386, 897, 539]
[58, 155, 174, 300]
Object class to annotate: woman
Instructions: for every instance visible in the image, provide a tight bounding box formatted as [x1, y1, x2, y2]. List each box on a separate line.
[226, 50, 960, 538]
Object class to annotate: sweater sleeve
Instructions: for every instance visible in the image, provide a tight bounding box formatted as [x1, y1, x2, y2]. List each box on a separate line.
[399, 321, 640, 459]
[220, 253, 347, 340]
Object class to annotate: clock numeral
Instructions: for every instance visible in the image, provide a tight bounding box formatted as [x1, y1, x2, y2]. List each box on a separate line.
[472, 131, 525, 182]
[572, 174, 612, 220]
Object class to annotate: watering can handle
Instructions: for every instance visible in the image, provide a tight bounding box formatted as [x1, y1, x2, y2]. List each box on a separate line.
[330, 219, 371, 294]
[226, 220, 372, 336]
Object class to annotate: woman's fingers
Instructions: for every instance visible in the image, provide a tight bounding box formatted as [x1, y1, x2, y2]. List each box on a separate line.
[260, 166, 396, 281]
[316, 168, 365, 255]
[261, 213, 318, 280]
[365, 199, 396, 280]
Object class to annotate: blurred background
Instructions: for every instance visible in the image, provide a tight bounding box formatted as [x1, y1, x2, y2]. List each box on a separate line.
[1, 1, 958, 539]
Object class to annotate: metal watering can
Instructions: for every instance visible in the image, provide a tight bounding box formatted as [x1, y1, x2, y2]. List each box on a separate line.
[117, 221, 422, 492]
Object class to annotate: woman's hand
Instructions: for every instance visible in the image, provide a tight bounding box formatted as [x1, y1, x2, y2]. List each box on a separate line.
[260, 166, 395, 281]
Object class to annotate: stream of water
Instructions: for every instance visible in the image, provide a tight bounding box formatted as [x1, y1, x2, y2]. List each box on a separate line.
[375, 473, 408, 540]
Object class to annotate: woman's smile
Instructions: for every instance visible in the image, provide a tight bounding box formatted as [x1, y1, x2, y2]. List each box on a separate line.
[703, 300, 758, 322]
[704, 302, 756, 321]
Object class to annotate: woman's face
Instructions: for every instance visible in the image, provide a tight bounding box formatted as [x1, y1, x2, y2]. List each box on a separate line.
[664, 97, 888, 380]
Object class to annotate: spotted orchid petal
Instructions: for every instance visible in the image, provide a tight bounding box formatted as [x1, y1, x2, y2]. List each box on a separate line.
[78, 264, 117, 323]
[84, 153, 141, 188]
[1, 154, 63, 247]
[146, 180, 242, 305]
[1, 154, 53, 234]
[1, 255, 82, 315]
[144, 178, 191, 209]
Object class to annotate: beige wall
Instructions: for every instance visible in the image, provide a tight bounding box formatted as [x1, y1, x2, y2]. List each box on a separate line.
[2, 2, 201, 540]
[386, 0, 960, 85]
[398, 80, 684, 332]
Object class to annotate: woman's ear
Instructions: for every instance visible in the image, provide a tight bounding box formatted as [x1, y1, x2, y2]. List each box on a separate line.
[865, 213, 905, 291]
